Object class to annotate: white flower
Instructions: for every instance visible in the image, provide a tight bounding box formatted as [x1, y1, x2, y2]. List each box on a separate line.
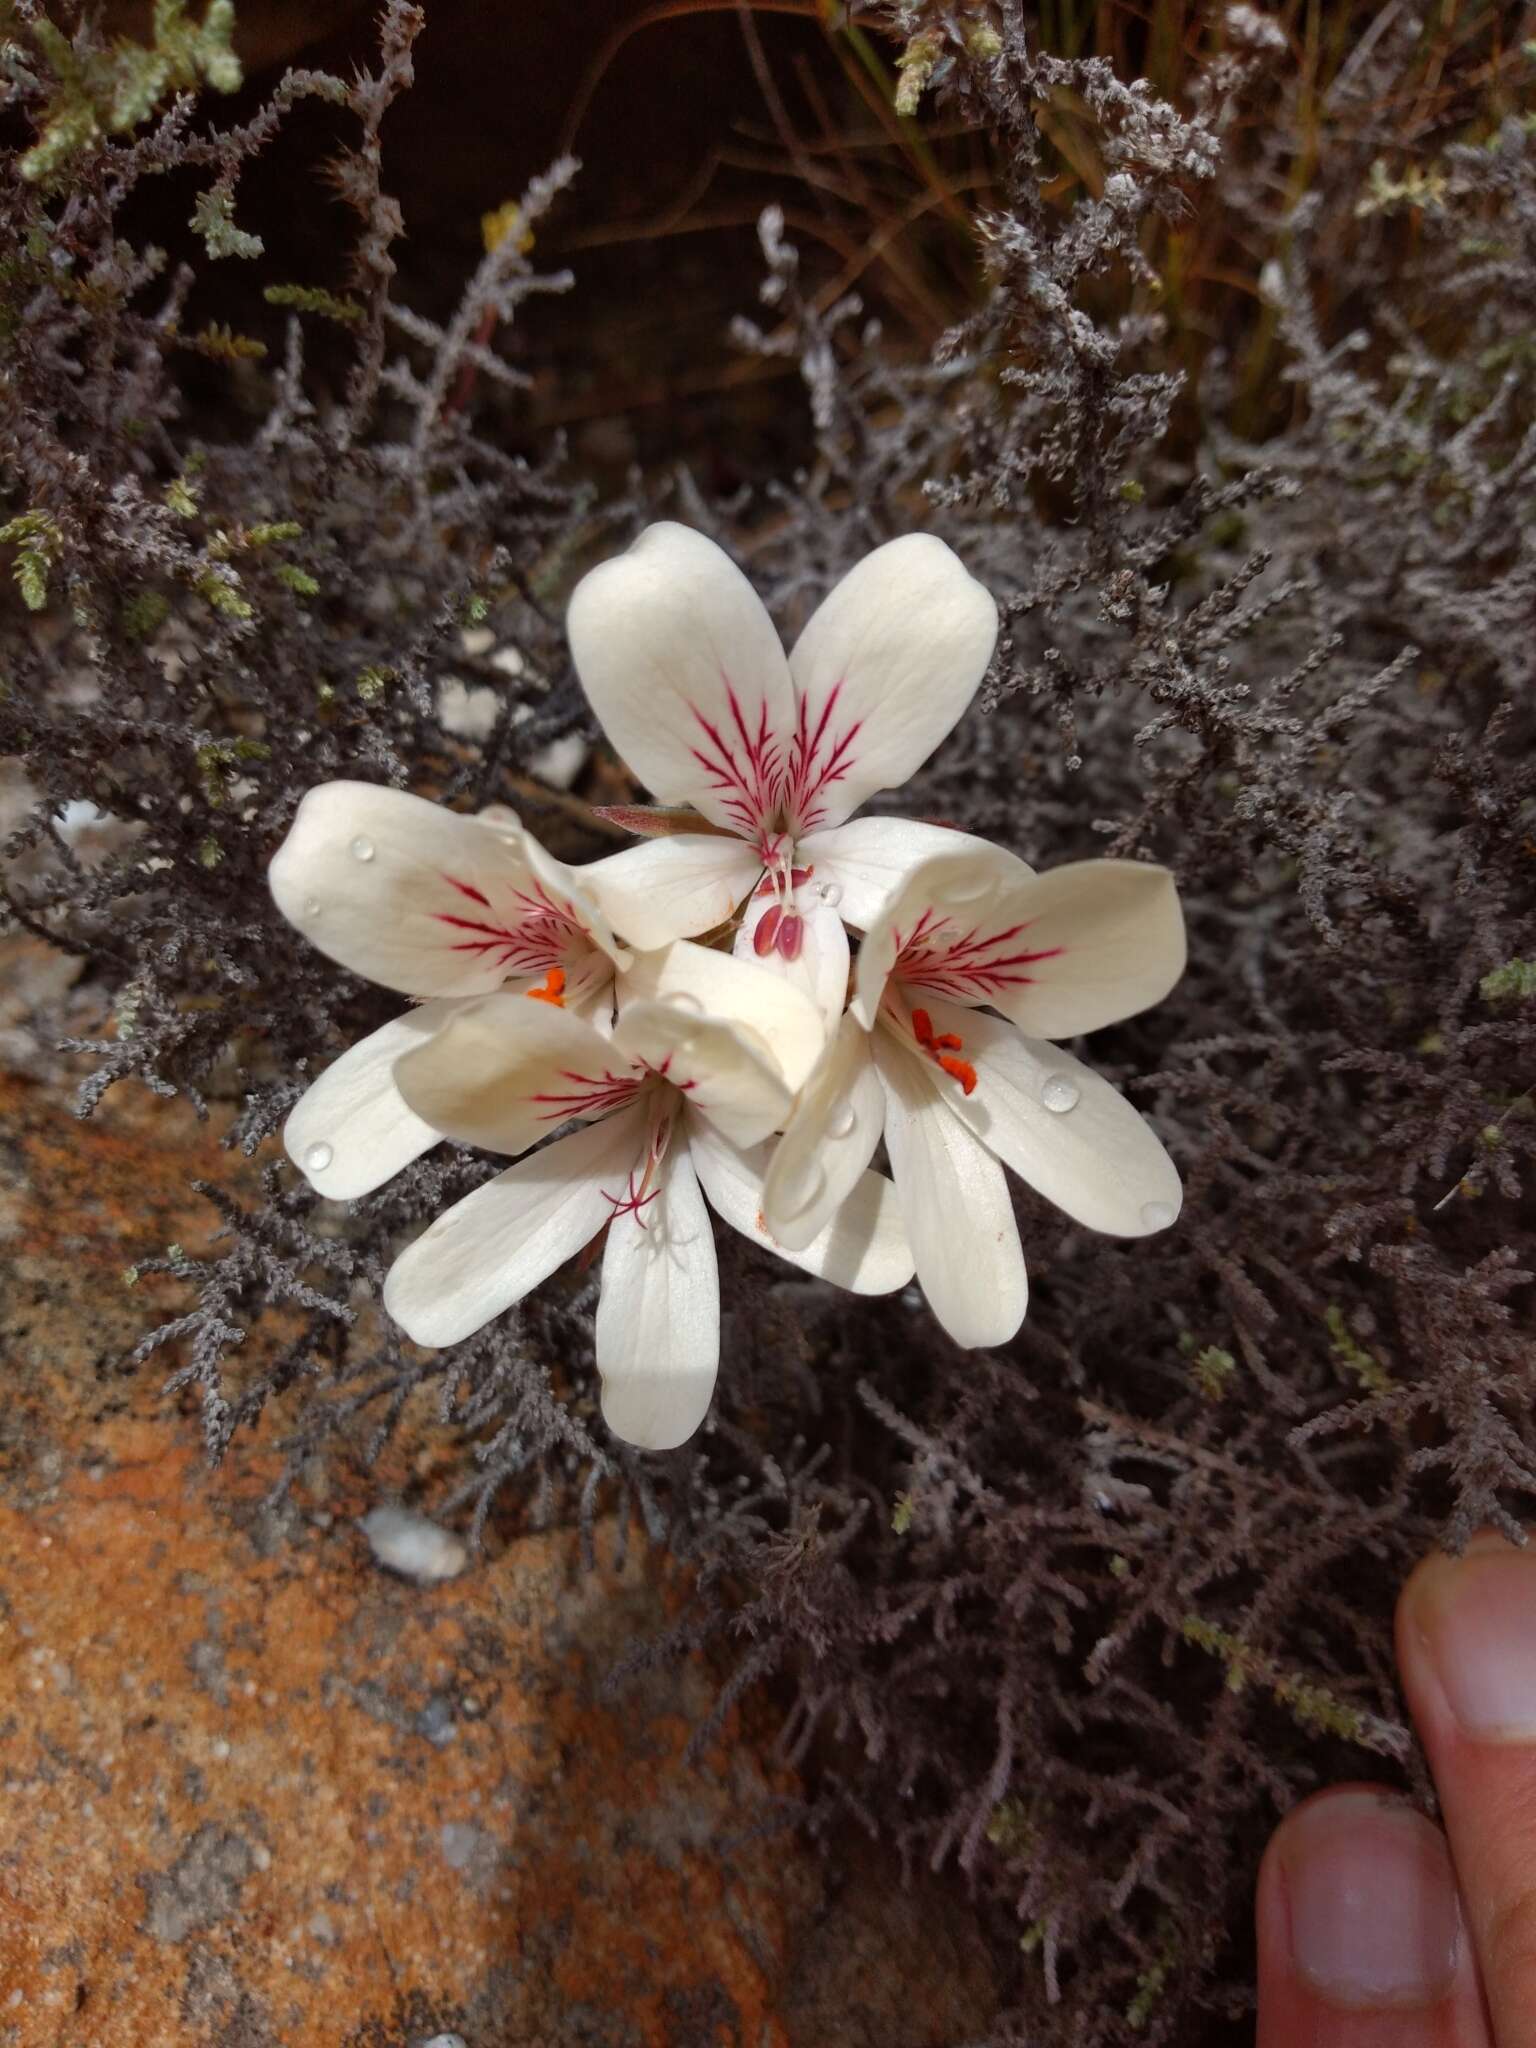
[761, 842, 1187, 1349]
[268, 781, 629, 1200]
[567, 522, 998, 1027]
[380, 941, 914, 1450]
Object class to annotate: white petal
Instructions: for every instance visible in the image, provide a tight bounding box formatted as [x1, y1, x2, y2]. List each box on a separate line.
[918, 997, 1182, 1237]
[270, 781, 622, 1000]
[285, 1000, 464, 1200]
[566, 522, 796, 837]
[782, 535, 997, 835]
[688, 1114, 913, 1295]
[798, 815, 1021, 930]
[383, 1106, 644, 1349]
[732, 881, 850, 1037]
[873, 1031, 1027, 1349]
[393, 992, 640, 1159]
[760, 1012, 883, 1251]
[596, 1137, 719, 1451]
[612, 999, 790, 1151]
[618, 938, 826, 1093]
[851, 839, 1038, 1028]
[581, 832, 761, 949]
[957, 860, 1184, 1038]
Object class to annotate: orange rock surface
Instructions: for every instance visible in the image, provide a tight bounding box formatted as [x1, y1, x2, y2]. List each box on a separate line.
[0, 1065, 997, 2045]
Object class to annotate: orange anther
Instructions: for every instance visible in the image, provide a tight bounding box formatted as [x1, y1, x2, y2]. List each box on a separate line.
[910, 1003, 977, 1095]
[526, 965, 566, 1007]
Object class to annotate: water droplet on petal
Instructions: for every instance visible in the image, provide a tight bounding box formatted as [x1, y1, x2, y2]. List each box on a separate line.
[1040, 1073, 1080, 1114]
[663, 990, 703, 1014]
[350, 835, 375, 863]
[828, 1102, 857, 1140]
[302, 896, 322, 920]
[304, 1142, 334, 1174]
[935, 872, 994, 908]
[817, 880, 843, 908]
[1140, 1199, 1176, 1232]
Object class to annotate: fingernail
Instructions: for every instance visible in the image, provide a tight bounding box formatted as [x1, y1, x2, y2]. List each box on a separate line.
[1408, 1538, 1536, 1741]
[1278, 1792, 1461, 2009]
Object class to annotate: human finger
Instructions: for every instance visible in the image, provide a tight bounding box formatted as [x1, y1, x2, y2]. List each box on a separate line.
[1256, 1785, 1489, 2048]
[1398, 1532, 1536, 2048]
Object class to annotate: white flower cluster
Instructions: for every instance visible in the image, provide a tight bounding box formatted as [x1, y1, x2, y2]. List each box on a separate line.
[269, 524, 1186, 1450]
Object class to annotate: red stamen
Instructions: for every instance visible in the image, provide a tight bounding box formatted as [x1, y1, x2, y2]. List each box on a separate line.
[776, 913, 804, 961]
[754, 904, 783, 956]
[526, 965, 566, 1007]
[938, 1055, 978, 1096]
[911, 1007, 935, 1048]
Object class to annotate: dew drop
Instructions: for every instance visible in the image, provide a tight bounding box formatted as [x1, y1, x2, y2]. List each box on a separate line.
[663, 989, 703, 1014]
[350, 835, 375, 863]
[817, 880, 843, 908]
[1040, 1073, 1080, 1115]
[304, 1141, 334, 1174]
[936, 872, 994, 907]
[828, 1102, 858, 1140]
[1140, 1199, 1176, 1232]
[302, 896, 322, 920]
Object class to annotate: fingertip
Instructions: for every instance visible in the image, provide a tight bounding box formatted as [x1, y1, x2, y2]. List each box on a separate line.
[1398, 1527, 1536, 1745]
[1259, 1787, 1464, 2022]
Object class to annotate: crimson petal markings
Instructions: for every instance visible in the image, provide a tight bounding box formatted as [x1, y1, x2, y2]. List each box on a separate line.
[894, 905, 1064, 1002]
[784, 533, 999, 835]
[777, 678, 864, 837]
[565, 521, 797, 835]
[685, 681, 784, 843]
[383, 1106, 647, 1351]
[393, 994, 628, 1161]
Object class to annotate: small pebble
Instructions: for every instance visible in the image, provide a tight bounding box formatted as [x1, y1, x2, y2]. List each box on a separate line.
[361, 1506, 468, 1586]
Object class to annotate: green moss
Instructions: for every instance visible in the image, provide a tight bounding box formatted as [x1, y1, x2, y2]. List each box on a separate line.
[1481, 958, 1536, 1005]
[1325, 1306, 1394, 1394]
[190, 185, 264, 262]
[0, 510, 62, 611]
[195, 736, 270, 806]
[274, 564, 319, 597]
[1192, 1345, 1237, 1399]
[193, 569, 254, 620]
[1126, 1927, 1179, 2031]
[185, 322, 267, 362]
[20, 1, 242, 185]
[121, 590, 172, 640]
[891, 1491, 915, 1535]
[263, 283, 366, 326]
[1181, 1616, 1376, 1745]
